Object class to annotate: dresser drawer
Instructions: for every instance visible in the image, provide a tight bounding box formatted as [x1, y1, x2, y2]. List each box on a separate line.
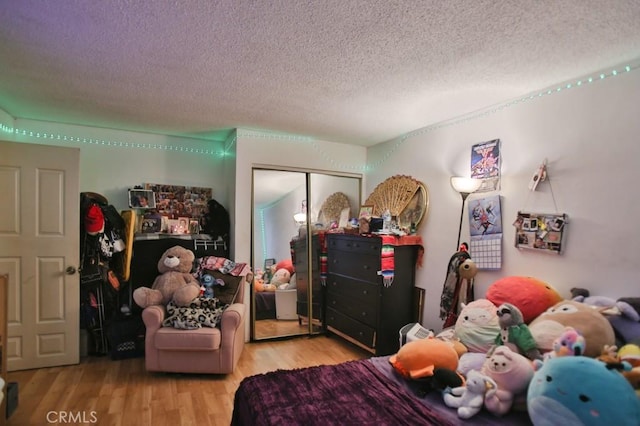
[327, 235, 381, 254]
[328, 251, 380, 282]
[326, 292, 377, 328]
[326, 307, 376, 348]
[326, 274, 378, 304]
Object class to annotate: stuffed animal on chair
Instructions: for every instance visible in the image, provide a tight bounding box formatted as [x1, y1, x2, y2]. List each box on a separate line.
[133, 245, 200, 308]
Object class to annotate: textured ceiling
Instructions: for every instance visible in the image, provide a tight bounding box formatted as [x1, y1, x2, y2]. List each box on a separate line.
[1, 1, 639, 146]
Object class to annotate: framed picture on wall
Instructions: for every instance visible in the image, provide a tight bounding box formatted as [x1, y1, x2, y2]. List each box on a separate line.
[513, 211, 568, 254]
[128, 189, 156, 209]
[359, 205, 374, 219]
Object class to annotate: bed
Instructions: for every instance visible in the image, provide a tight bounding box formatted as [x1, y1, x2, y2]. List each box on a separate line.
[231, 355, 532, 425]
[255, 291, 277, 320]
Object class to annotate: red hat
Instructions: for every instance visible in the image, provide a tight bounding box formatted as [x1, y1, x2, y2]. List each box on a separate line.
[85, 204, 105, 235]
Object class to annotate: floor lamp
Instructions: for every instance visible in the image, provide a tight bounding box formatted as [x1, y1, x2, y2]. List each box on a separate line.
[450, 177, 482, 250]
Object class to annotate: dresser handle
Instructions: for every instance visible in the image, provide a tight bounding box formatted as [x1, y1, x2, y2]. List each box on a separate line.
[361, 312, 367, 317]
[363, 265, 370, 270]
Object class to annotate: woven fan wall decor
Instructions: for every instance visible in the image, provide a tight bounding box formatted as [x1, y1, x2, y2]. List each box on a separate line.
[364, 175, 429, 228]
[317, 192, 352, 225]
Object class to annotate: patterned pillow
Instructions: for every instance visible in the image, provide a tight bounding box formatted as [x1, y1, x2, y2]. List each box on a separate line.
[163, 297, 227, 329]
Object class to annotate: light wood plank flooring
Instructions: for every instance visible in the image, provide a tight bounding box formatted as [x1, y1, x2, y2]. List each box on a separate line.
[6, 335, 369, 426]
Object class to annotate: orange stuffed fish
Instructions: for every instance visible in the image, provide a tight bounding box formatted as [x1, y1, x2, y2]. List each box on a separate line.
[389, 338, 459, 379]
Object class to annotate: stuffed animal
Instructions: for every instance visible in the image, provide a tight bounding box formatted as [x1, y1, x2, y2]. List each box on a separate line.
[571, 287, 640, 322]
[528, 300, 615, 358]
[389, 338, 459, 380]
[413, 367, 466, 397]
[486, 276, 562, 324]
[274, 259, 295, 275]
[493, 303, 542, 360]
[544, 326, 586, 359]
[596, 344, 640, 397]
[0, 376, 4, 405]
[439, 244, 478, 328]
[270, 268, 291, 287]
[133, 245, 200, 308]
[254, 279, 276, 292]
[453, 298, 500, 353]
[527, 356, 640, 425]
[443, 369, 497, 419]
[200, 273, 225, 298]
[481, 345, 535, 416]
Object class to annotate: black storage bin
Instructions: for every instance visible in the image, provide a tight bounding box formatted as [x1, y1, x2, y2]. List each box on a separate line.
[106, 314, 145, 360]
[6, 381, 18, 419]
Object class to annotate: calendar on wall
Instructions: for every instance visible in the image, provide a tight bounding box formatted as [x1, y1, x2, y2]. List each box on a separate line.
[468, 194, 503, 270]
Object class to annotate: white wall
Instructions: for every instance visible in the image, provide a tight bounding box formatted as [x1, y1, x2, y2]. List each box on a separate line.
[4, 119, 229, 213]
[4, 64, 638, 337]
[367, 66, 640, 332]
[234, 130, 367, 266]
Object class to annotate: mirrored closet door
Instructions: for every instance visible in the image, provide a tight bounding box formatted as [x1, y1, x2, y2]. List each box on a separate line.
[251, 168, 361, 340]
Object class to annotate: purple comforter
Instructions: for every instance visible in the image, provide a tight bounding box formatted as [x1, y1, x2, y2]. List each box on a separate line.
[232, 357, 531, 425]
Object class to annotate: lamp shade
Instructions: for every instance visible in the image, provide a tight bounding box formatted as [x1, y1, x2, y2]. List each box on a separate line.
[293, 212, 306, 224]
[450, 177, 482, 194]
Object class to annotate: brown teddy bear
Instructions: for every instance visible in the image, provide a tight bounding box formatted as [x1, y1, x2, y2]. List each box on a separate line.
[133, 245, 200, 308]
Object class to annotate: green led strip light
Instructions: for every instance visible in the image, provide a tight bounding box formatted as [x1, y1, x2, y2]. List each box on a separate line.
[2, 64, 637, 169]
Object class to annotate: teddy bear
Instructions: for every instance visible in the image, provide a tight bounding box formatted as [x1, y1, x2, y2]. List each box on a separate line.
[481, 345, 535, 416]
[443, 369, 497, 419]
[133, 245, 200, 308]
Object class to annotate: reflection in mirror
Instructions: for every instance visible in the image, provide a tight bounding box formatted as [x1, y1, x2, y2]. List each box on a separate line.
[251, 169, 361, 341]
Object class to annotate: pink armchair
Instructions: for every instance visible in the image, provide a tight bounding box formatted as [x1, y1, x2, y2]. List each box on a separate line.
[141, 273, 246, 374]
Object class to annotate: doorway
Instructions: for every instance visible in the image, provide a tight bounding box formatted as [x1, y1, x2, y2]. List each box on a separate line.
[250, 167, 361, 340]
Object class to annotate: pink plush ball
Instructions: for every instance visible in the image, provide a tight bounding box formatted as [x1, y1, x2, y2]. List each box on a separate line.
[486, 276, 562, 324]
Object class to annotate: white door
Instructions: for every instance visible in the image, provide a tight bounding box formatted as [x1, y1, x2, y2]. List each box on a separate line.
[0, 140, 80, 370]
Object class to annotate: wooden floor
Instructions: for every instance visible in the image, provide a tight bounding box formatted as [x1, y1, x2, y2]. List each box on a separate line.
[6, 335, 369, 426]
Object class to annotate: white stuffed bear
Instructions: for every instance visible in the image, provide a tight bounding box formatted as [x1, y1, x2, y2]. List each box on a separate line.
[444, 369, 497, 419]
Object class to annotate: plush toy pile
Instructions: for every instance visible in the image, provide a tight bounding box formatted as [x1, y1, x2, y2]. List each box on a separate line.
[389, 275, 640, 424]
[254, 259, 295, 292]
[133, 245, 233, 329]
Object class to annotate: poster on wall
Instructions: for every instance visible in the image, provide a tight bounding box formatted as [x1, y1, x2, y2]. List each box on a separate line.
[468, 194, 503, 270]
[144, 183, 212, 221]
[471, 139, 501, 192]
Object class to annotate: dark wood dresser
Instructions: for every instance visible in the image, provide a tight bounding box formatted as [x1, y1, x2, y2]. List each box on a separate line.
[326, 233, 419, 356]
[290, 234, 324, 323]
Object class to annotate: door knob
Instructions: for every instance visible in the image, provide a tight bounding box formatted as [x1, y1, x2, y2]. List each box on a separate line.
[66, 266, 77, 275]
